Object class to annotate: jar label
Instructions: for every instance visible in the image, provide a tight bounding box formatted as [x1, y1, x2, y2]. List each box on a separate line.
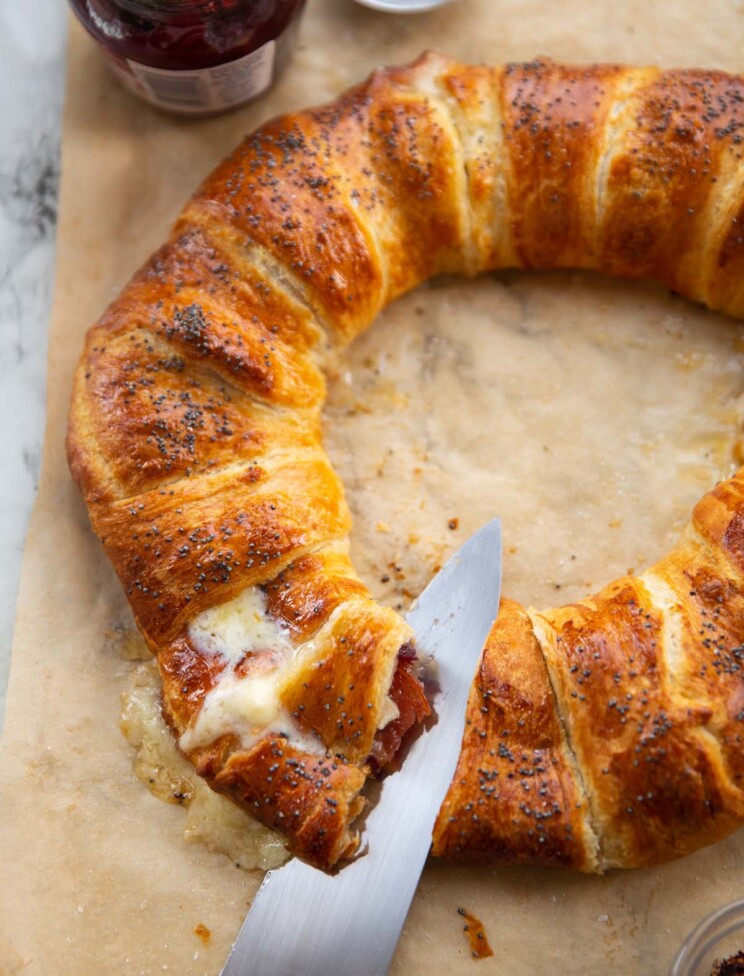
[108, 41, 277, 114]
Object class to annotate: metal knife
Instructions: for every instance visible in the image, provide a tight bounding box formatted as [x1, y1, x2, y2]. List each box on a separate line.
[220, 516, 503, 976]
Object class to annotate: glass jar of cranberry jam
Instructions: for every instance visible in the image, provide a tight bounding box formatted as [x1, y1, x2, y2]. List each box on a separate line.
[69, 0, 307, 116]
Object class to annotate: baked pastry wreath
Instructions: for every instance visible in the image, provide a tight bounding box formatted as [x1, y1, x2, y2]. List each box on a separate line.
[68, 53, 744, 873]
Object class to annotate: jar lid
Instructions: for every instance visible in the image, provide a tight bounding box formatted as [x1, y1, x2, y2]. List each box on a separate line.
[352, 0, 456, 11]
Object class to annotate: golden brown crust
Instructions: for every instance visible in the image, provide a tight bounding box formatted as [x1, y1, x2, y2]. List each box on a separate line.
[67, 53, 744, 871]
[433, 600, 599, 870]
[597, 70, 744, 305]
[279, 599, 412, 763]
[182, 56, 472, 336]
[536, 577, 734, 868]
[94, 457, 350, 645]
[500, 60, 632, 270]
[210, 736, 367, 867]
[262, 545, 368, 643]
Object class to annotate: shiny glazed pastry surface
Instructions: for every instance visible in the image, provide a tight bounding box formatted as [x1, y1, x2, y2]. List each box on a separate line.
[68, 53, 744, 871]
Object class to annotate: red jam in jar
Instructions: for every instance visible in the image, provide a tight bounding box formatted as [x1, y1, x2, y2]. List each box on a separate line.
[69, 0, 308, 115]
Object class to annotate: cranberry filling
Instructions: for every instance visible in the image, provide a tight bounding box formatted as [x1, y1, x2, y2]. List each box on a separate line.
[369, 645, 431, 772]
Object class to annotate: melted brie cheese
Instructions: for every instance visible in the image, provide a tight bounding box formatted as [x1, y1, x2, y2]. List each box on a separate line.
[188, 585, 292, 665]
[179, 669, 323, 755]
[182, 584, 399, 754]
[121, 663, 288, 871]
[377, 694, 400, 730]
[183, 585, 325, 754]
[179, 672, 280, 752]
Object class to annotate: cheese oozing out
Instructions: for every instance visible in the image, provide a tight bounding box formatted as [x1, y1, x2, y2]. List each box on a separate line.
[180, 584, 399, 754]
[180, 585, 318, 753]
[187, 586, 293, 666]
[121, 662, 288, 871]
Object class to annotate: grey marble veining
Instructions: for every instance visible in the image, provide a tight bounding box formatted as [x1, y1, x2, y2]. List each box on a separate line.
[0, 3, 67, 726]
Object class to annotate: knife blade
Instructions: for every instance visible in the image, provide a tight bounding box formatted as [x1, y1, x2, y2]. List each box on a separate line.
[220, 516, 503, 976]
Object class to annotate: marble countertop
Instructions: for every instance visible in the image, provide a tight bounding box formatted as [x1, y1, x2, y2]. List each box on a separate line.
[0, 3, 67, 726]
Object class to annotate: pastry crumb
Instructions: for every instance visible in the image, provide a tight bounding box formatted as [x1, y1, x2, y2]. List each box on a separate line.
[456, 907, 493, 960]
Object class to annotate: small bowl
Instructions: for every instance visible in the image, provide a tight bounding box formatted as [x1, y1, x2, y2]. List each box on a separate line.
[672, 899, 744, 976]
[352, 0, 456, 11]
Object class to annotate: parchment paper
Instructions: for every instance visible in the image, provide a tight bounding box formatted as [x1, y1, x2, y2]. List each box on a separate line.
[4, 2, 744, 973]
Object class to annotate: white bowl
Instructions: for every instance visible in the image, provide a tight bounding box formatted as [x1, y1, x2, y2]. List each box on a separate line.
[352, 0, 456, 12]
